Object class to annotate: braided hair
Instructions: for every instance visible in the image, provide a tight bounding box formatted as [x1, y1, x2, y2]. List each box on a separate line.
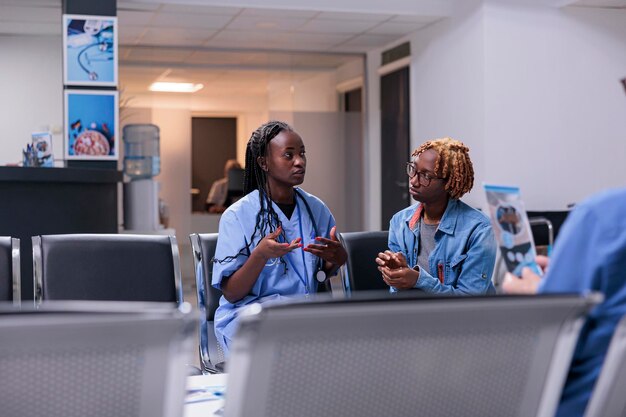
[213, 121, 293, 268]
[412, 137, 474, 200]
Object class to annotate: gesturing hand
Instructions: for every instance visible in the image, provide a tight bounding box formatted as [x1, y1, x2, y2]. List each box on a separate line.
[375, 250, 407, 270]
[304, 226, 348, 267]
[254, 226, 301, 261]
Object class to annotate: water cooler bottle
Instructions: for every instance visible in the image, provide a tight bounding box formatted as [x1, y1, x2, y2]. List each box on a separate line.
[123, 124, 161, 231]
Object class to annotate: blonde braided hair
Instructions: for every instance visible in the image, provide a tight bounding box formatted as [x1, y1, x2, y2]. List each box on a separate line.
[412, 137, 474, 199]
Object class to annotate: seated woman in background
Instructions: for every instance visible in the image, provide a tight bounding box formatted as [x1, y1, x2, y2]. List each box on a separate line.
[376, 137, 496, 294]
[212, 120, 347, 356]
[205, 159, 242, 213]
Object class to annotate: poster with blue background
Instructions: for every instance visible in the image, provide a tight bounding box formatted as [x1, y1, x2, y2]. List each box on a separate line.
[63, 14, 117, 86]
[65, 90, 118, 160]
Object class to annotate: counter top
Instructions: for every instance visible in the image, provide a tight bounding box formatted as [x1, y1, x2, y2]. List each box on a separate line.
[0, 166, 123, 183]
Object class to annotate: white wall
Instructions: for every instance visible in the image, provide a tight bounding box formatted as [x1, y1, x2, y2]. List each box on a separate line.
[125, 67, 352, 242]
[0, 36, 63, 165]
[363, 0, 485, 230]
[483, 3, 626, 209]
[363, 1, 626, 231]
[152, 107, 192, 239]
[410, 1, 486, 209]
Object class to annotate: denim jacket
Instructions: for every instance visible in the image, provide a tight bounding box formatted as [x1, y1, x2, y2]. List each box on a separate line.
[388, 198, 496, 295]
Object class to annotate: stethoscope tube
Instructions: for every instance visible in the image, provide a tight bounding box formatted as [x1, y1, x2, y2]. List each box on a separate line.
[294, 189, 327, 283]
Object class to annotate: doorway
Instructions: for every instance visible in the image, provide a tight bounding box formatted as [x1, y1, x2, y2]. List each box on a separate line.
[380, 67, 410, 229]
[191, 117, 237, 213]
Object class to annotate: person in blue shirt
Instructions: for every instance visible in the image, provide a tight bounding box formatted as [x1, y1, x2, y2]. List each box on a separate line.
[503, 187, 626, 417]
[376, 138, 496, 294]
[212, 120, 348, 356]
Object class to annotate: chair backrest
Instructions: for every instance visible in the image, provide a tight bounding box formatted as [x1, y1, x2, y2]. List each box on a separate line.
[189, 232, 225, 372]
[0, 237, 20, 305]
[32, 234, 182, 306]
[527, 210, 570, 246]
[190, 233, 221, 322]
[338, 231, 389, 293]
[584, 314, 626, 417]
[0, 301, 196, 417]
[225, 293, 598, 417]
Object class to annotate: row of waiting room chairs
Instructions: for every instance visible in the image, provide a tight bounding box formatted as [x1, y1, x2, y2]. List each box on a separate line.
[0, 224, 568, 372]
[0, 231, 390, 373]
[0, 235, 182, 306]
[0, 230, 625, 416]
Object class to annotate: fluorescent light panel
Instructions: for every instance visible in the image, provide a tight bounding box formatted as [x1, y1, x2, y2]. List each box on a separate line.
[149, 82, 204, 93]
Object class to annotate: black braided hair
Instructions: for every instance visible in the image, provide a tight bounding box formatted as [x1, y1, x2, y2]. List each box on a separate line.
[213, 121, 294, 270]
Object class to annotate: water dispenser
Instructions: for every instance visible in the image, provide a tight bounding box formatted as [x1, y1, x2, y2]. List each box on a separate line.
[123, 124, 162, 231]
[123, 124, 160, 179]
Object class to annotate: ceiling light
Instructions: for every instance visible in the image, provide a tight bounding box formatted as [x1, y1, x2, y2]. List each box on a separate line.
[149, 82, 204, 93]
[256, 22, 277, 29]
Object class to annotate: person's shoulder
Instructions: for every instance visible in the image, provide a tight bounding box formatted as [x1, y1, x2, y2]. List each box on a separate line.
[223, 190, 259, 216]
[453, 199, 491, 227]
[295, 188, 328, 211]
[573, 187, 626, 225]
[391, 203, 420, 223]
[579, 187, 626, 211]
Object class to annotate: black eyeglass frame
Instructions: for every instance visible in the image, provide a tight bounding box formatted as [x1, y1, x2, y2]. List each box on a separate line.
[405, 162, 446, 186]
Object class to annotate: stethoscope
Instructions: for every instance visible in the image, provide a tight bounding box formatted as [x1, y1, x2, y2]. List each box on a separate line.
[78, 40, 113, 81]
[279, 189, 327, 294]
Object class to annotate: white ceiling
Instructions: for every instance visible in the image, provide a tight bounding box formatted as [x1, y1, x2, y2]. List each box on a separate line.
[0, 0, 444, 95]
[1, 0, 623, 95]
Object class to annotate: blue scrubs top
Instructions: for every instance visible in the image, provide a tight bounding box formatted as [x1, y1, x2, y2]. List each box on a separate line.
[212, 188, 336, 356]
[538, 188, 626, 417]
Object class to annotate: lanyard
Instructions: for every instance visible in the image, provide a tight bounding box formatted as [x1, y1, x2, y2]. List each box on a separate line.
[281, 199, 310, 295]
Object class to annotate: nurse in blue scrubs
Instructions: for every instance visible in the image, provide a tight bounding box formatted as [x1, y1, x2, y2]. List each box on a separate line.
[212, 120, 348, 356]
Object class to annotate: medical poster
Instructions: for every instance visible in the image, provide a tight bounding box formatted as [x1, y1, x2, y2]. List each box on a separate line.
[64, 90, 118, 160]
[63, 14, 117, 86]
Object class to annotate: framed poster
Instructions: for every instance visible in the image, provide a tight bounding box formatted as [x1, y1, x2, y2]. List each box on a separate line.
[63, 14, 118, 86]
[64, 90, 119, 160]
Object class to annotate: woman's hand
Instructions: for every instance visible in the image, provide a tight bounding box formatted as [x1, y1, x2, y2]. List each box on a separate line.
[304, 226, 348, 268]
[254, 226, 301, 261]
[377, 252, 418, 289]
[501, 255, 548, 295]
[221, 226, 300, 303]
[375, 250, 407, 269]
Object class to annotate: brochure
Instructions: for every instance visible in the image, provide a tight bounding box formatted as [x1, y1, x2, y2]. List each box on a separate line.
[31, 132, 54, 167]
[483, 184, 542, 276]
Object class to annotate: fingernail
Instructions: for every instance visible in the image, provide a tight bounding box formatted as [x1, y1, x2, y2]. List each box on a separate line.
[298, 244, 303, 248]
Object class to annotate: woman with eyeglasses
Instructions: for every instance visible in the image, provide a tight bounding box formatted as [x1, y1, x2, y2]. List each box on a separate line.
[376, 137, 497, 294]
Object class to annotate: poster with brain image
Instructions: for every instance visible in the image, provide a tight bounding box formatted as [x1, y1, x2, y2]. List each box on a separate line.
[64, 90, 118, 160]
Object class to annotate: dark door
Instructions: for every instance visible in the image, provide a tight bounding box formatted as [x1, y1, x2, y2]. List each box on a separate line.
[344, 88, 362, 112]
[191, 117, 237, 212]
[380, 67, 410, 229]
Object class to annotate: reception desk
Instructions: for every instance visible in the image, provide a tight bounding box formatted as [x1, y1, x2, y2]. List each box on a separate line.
[0, 166, 122, 301]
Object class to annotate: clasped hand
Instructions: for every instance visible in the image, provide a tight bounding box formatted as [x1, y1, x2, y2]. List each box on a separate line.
[375, 250, 419, 290]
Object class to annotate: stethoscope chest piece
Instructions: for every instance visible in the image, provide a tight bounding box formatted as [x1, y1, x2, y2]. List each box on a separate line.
[315, 269, 327, 283]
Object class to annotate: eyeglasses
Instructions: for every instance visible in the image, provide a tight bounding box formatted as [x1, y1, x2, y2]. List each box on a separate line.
[406, 163, 445, 186]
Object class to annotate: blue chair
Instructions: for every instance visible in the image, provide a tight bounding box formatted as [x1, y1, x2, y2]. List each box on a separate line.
[190, 233, 225, 373]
